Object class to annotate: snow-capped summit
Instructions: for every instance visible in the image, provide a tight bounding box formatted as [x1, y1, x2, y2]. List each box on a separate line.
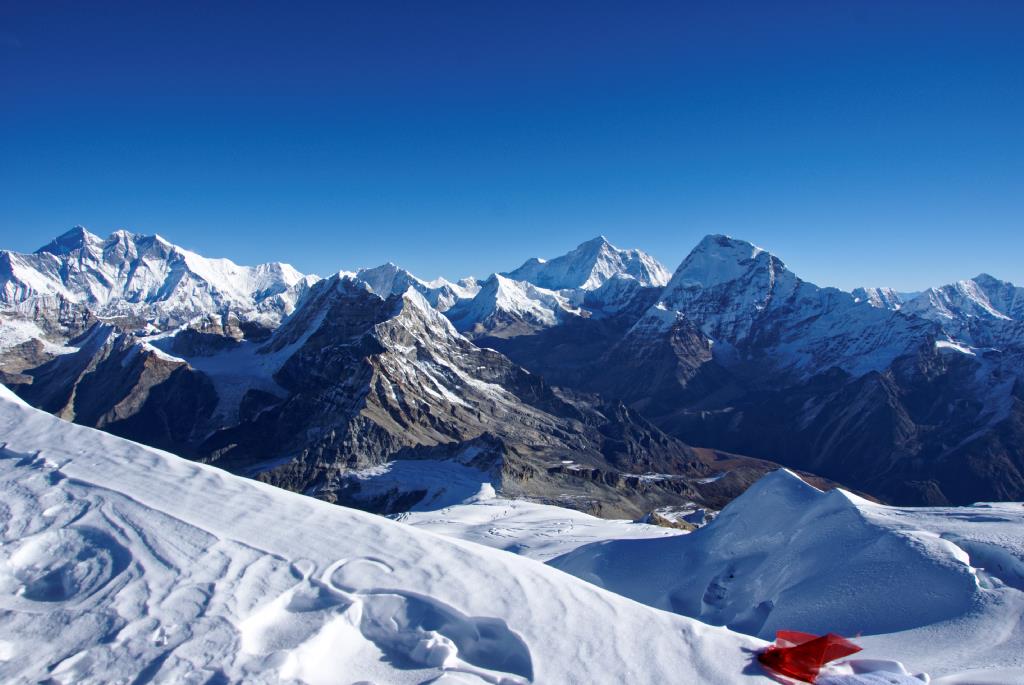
[354, 262, 479, 312]
[504, 235, 670, 291]
[1, 227, 316, 328]
[625, 234, 937, 381]
[667, 234, 775, 290]
[446, 273, 582, 337]
[903, 274, 1022, 323]
[656, 234, 800, 343]
[34, 225, 105, 256]
[852, 287, 905, 310]
[899, 274, 1024, 347]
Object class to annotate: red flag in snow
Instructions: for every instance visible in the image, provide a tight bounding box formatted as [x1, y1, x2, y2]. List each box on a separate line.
[757, 630, 862, 683]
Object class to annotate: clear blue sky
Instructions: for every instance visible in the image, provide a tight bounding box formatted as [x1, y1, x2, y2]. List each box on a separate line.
[1, 1, 1022, 290]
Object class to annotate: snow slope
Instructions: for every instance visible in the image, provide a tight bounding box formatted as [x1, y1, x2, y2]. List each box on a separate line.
[395, 495, 684, 562]
[0, 384, 781, 685]
[550, 469, 1024, 680]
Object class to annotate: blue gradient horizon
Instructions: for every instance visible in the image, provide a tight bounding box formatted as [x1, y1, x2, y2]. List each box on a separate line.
[2, 1, 1022, 290]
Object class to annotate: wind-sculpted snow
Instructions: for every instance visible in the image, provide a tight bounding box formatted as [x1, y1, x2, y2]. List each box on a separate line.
[395, 494, 684, 561]
[0, 385, 782, 685]
[551, 469, 1024, 681]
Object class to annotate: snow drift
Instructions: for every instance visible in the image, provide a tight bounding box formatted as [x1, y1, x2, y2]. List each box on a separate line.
[550, 468, 1024, 679]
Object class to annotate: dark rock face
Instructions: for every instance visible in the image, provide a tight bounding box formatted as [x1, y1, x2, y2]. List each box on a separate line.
[15, 324, 219, 454]
[199, 277, 771, 517]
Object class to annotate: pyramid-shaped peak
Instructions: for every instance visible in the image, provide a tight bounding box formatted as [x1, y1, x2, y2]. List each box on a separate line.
[35, 226, 103, 255]
[692, 234, 766, 256]
[971, 273, 1010, 287]
[504, 236, 669, 291]
[670, 234, 781, 289]
[576, 235, 613, 249]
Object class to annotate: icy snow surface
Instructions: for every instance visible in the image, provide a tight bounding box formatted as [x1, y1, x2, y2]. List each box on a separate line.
[550, 469, 1024, 681]
[0, 384, 782, 684]
[395, 496, 684, 562]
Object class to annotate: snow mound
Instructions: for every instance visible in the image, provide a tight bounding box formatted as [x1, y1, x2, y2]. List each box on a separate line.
[550, 468, 1024, 679]
[0, 383, 780, 684]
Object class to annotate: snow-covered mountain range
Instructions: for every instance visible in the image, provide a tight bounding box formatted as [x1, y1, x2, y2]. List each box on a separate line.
[3, 227, 1024, 509]
[482, 235, 1024, 506]
[0, 227, 317, 330]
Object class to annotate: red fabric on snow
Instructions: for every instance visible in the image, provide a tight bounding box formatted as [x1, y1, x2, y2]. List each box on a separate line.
[757, 630, 862, 683]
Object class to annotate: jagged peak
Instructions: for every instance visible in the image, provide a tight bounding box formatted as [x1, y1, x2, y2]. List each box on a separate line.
[504, 235, 669, 291]
[359, 261, 402, 274]
[398, 284, 434, 311]
[687, 234, 768, 264]
[695, 233, 764, 251]
[330, 271, 372, 293]
[379, 285, 462, 340]
[852, 286, 904, 310]
[971, 272, 1013, 288]
[35, 226, 103, 255]
[485, 272, 561, 298]
[575, 234, 613, 251]
[355, 262, 428, 297]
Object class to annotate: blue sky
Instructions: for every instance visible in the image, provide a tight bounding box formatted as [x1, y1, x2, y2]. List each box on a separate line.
[1, 1, 1022, 290]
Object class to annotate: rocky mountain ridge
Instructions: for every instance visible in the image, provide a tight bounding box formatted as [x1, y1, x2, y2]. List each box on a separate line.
[3, 227, 1023, 507]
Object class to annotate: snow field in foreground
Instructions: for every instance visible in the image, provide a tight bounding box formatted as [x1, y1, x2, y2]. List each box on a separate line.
[0, 385, 770, 684]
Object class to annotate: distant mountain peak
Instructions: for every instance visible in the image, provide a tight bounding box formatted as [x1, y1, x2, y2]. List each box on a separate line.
[852, 287, 904, 310]
[577, 234, 612, 249]
[354, 262, 478, 312]
[668, 234, 781, 291]
[35, 226, 103, 255]
[504, 236, 670, 291]
[6, 227, 314, 328]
